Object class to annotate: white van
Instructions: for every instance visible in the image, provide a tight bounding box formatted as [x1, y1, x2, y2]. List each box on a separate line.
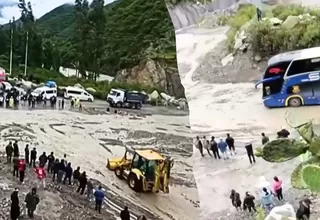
[64, 86, 94, 102]
[31, 86, 57, 99]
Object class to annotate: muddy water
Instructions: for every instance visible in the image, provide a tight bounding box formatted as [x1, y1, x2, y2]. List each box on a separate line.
[176, 26, 320, 219]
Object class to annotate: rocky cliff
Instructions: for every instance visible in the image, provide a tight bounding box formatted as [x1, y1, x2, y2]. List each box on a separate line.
[114, 59, 186, 98]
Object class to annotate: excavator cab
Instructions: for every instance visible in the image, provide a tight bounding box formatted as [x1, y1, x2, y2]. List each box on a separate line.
[108, 148, 174, 193]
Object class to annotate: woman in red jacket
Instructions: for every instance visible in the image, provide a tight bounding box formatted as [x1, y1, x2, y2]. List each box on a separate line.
[35, 165, 47, 188]
[18, 158, 26, 183]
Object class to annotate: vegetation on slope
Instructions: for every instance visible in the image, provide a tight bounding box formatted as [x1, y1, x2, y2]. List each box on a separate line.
[248, 5, 320, 56]
[223, 4, 320, 56]
[0, 0, 176, 99]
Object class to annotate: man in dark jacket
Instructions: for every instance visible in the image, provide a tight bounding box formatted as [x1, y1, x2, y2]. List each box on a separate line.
[296, 198, 312, 220]
[57, 159, 66, 183]
[245, 142, 256, 164]
[94, 186, 105, 214]
[13, 140, 19, 157]
[47, 152, 55, 173]
[77, 171, 87, 195]
[52, 159, 60, 181]
[120, 206, 130, 220]
[243, 192, 256, 212]
[6, 141, 13, 163]
[73, 166, 81, 185]
[38, 152, 47, 167]
[10, 188, 20, 220]
[63, 162, 73, 185]
[226, 133, 236, 155]
[25, 144, 30, 164]
[30, 148, 37, 168]
[25, 187, 40, 218]
[210, 136, 220, 159]
[277, 126, 290, 138]
[13, 157, 19, 177]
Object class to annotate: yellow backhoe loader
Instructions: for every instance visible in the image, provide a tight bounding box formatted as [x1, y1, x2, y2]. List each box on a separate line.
[106, 148, 174, 193]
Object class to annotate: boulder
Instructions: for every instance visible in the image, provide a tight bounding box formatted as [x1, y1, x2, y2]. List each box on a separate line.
[149, 90, 159, 100]
[74, 83, 84, 89]
[160, 92, 174, 101]
[86, 87, 96, 93]
[221, 54, 234, 67]
[265, 203, 296, 220]
[282, 16, 299, 29]
[114, 59, 186, 98]
[268, 17, 283, 26]
[233, 30, 247, 50]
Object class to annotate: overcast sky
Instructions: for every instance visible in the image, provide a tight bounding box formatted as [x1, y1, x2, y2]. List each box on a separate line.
[0, 0, 114, 24]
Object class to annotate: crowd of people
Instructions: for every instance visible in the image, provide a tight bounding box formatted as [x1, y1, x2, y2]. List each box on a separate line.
[229, 175, 311, 220]
[4, 140, 144, 220]
[194, 126, 291, 164]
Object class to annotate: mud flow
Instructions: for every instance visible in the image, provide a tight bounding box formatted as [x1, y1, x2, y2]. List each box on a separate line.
[0, 107, 198, 220]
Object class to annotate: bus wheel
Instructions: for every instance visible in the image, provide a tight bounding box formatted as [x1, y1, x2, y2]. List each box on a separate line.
[288, 97, 302, 107]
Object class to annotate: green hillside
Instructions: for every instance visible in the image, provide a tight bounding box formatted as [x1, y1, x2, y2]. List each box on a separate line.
[0, 0, 176, 77]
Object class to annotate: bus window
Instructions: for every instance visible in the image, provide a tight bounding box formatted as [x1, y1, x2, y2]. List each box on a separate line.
[264, 62, 290, 79]
[287, 58, 320, 76]
[287, 81, 320, 97]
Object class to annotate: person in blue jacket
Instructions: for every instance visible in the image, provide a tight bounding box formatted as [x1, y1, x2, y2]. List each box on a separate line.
[260, 187, 274, 211]
[94, 186, 105, 214]
[218, 138, 229, 160]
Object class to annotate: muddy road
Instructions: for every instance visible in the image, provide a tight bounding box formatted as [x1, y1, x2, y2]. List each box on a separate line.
[176, 25, 320, 219]
[0, 105, 198, 220]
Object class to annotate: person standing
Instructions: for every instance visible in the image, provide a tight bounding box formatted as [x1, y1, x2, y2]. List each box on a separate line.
[13, 157, 19, 178]
[24, 144, 30, 165]
[243, 192, 257, 213]
[57, 159, 66, 183]
[38, 152, 48, 167]
[47, 152, 55, 173]
[13, 140, 19, 157]
[6, 141, 13, 163]
[260, 187, 275, 211]
[35, 165, 47, 188]
[210, 136, 220, 159]
[52, 159, 60, 182]
[62, 98, 65, 109]
[18, 158, 27, 183]
[77, 171, 87, 195]
[256, 7, 262, 21]
[63, 162, 73, 185]
[202, 136, 212, 156]
[94, 186, 105, 214]
[120, 206, 130, 220]
[10, 188, 20, 220]
[87, 178, 94, 201]
[273, 176, 283, 201]
[245, 142, 256, 164]
[25, 187, 40, 218]
[73, 166, 81, 185]
[230, 189, 242, 211]
[277, 126, 290, 138]
[261, 133, 270, 145]
[218, 138, 229, 160]
[195, 136, 204, 157]
[226, 133, 236, 155]
[30, 148, 37, 168]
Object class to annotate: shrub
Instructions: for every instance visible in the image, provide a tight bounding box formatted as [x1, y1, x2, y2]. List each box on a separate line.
[248, 5, 320, 57]
[224, 4, 256, 50]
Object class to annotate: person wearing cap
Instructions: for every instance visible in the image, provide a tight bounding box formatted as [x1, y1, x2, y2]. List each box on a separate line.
[245, 142, 256, 164]
[25, 187, 40, 218]
[277, 126, 290, 138]
[218, 137, 229, 160]
[10, 188, 20, 220]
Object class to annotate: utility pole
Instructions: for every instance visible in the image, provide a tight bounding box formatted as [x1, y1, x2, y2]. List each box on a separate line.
[24, 31, 29, 77]
[9, 17, 14, 76]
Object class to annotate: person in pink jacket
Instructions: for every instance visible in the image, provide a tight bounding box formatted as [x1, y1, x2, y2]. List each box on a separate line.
[273, 176, 283, 201]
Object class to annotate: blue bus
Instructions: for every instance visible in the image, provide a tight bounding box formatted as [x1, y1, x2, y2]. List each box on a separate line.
[255, 47, 320, 108]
